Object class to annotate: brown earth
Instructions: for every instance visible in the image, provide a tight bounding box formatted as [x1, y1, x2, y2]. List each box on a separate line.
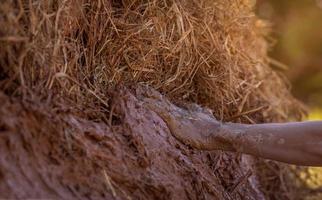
[0, 85, 265, 199]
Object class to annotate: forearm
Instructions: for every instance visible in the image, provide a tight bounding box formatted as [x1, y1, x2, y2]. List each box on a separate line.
[144, 88, 322, 166]
[224, 121, 322, 166]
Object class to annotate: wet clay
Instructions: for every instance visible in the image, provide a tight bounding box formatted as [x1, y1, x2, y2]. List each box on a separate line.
[0, 86, 264, 199]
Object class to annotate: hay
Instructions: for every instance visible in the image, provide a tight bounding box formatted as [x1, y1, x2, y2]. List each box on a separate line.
[0, 0, 304, 123]
[0, 0, 306, 198]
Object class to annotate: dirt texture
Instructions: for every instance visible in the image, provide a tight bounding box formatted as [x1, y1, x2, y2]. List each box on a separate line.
[0, 85, 265, 199]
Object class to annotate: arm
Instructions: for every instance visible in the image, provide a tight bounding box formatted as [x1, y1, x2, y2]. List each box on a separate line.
[142, 89, 322, 166]
[147, 102, 322, 166]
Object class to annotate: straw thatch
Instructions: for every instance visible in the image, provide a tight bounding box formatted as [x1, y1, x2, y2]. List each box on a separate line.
[0, 0, 304, 122]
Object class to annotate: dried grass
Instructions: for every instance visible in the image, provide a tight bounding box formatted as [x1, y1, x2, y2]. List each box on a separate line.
[0, 0, 305, 123]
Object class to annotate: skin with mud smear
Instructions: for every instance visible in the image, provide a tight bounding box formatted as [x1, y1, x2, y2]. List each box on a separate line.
[142, 87, 322, 167]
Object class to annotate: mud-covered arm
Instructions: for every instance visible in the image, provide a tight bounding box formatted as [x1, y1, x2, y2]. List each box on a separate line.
[226, 121, 322, 166]
[141, 87, 322, 166]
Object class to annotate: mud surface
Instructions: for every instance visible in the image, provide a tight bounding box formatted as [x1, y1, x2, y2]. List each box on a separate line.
[0, 86, 264, 199]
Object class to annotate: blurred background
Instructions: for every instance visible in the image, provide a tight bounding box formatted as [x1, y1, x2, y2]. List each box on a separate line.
[256, 0, 322, 119]
[255, 1, 322, 199]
